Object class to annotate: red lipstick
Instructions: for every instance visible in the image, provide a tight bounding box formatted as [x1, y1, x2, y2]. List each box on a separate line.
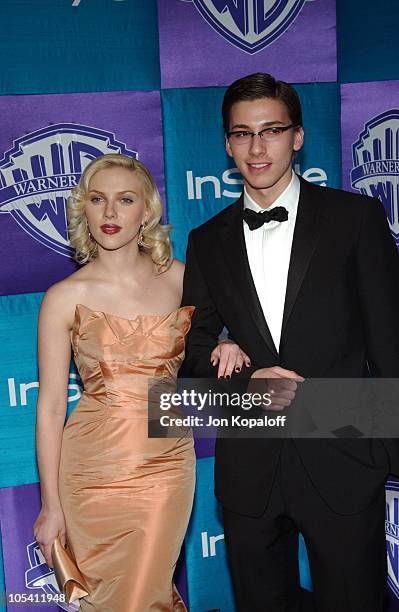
[100, 224, 122, 235]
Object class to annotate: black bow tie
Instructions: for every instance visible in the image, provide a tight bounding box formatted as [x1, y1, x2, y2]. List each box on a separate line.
[243, 206, 289, 230]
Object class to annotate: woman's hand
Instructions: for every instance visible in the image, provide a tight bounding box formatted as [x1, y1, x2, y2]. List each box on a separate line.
[210, 339, 251, 378]
[33, 506, 66, 569]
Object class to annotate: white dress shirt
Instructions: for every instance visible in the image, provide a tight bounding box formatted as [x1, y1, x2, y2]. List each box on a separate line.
[243, 171, 300, 351]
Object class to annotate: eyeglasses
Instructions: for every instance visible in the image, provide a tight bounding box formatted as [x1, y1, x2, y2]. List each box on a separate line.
[227, 124, 297, 145]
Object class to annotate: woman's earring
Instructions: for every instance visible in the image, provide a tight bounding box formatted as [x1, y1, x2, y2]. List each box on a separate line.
[86, 219, 93, 240]
[137, 222, 146, 247]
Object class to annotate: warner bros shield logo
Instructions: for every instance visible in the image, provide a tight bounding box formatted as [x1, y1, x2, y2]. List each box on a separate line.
[351, 109, 399, 248]
[386, 480, 399, 599]
[181, 0, 309, 54]
[0, 123, 138, 258]
[25, 540, 78, 611]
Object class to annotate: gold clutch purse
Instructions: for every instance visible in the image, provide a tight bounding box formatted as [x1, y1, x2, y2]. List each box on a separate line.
[52, 537, 89, 604]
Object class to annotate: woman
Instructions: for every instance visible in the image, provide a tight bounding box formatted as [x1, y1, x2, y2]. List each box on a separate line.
[33, 153, 249, 611]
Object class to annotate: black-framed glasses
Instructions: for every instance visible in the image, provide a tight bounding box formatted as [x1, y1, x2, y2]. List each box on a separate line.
[227, 124, 297, 145]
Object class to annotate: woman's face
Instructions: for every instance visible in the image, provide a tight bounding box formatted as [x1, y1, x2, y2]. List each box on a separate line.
[84, 166, 148, 252]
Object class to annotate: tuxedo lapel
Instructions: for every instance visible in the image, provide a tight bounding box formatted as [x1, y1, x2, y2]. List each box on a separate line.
[220, 197, 278, 357]
[282, 178, 325, 335]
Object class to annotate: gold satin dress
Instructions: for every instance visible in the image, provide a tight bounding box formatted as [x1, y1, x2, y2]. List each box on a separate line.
[58, 304, 196, 611]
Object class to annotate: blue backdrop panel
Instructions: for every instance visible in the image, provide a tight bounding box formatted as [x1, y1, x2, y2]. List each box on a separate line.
[337, 0, 399, 84]
[163, 83, 341, 261]
[185, 456, 312, 612]
[185, 456, 236, 612]
[0, 292, 81, 490]
[294, 83, 341, 189]
[162, 86, 242, 260]
[0, 0, 160, 94]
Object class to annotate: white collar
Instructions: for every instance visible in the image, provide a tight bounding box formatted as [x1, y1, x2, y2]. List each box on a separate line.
[243, 171, 300, 214]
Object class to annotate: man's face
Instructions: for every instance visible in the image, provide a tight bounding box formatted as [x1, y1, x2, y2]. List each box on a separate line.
[225, 97, 304, 206]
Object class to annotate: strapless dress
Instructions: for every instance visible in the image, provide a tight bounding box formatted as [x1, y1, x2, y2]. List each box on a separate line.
[58, 304, 196, 611]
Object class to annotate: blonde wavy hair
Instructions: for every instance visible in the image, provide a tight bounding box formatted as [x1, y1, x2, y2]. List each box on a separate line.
[67, 153, 172, 271]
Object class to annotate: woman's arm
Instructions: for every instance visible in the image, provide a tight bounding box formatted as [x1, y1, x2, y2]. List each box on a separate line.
[211, 339, 252, 379]
[33, 286, 73, 568]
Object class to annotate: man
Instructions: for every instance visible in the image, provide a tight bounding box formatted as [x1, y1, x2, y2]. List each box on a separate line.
[181, 73, 399, 611]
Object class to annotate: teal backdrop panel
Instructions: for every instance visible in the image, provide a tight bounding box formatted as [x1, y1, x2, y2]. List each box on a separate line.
[0, 293, 81, 489]
[0, 0, 160, 94]
[162, 86, 239, 260]
[185, 456, 312, 612]
[294, 82, 341, 190]
[337, 0, 399, 84]
[163, 83, 341, 261]
[185, 456, 237, 612]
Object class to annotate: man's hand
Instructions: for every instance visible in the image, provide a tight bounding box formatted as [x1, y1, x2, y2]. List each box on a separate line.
[250, 366, 304, 411]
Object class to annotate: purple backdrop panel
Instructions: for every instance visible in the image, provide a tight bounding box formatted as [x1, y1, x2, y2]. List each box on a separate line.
[158, 0, 336, 88]
[0, 483, 188, 611]
[194, 436, 215, 459]
[0, 91, 165, 295]
[0, 483, 75, 611]
[386, 478, 399, 609]
[341, 81, 399, 249]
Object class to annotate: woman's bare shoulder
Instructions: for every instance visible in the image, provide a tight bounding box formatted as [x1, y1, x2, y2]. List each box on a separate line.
[162, 259, 185, 282]
[153, 259, 185, 306]
[40, 264, 96, 326]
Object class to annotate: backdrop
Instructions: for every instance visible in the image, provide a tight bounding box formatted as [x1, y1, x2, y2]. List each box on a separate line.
[0, 1, 399, 610]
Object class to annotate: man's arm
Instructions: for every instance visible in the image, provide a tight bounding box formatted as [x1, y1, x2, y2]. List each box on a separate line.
[356, 197, 399, 376]
[181, 232, 303, 412]
[181, 231, 257, 378]
[355, 198, 399, 466]
[181, 232, 225, 377]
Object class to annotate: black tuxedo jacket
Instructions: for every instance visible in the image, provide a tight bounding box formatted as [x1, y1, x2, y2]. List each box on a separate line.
[181, 177, 399, 516]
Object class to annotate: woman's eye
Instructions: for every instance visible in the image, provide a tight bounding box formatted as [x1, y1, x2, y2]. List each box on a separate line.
[121, 198, 133, 204]
[90, 196, 102, 203]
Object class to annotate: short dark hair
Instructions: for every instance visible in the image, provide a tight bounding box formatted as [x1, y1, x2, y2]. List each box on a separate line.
[222, 72, 303, 133]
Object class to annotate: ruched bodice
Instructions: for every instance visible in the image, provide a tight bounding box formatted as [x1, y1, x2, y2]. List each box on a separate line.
[58, 304, 196, 612]
[72, 304, 194, 391]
